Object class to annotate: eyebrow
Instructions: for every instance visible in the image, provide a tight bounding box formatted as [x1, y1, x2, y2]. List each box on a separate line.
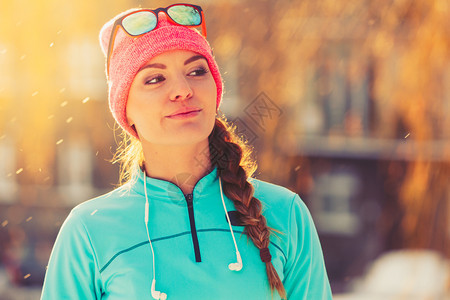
[137, 55, 207, 73]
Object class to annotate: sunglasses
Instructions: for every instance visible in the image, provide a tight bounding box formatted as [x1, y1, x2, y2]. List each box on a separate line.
[107, 3, 206, 74]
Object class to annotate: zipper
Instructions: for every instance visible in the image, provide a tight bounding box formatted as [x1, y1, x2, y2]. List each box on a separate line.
[185, 193, 202, 262]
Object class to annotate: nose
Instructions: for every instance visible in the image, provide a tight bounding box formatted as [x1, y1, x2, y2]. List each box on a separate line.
[169, 74, 193, 102]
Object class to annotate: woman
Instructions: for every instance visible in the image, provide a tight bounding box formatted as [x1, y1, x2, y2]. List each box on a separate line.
[41, 4, 332, 300]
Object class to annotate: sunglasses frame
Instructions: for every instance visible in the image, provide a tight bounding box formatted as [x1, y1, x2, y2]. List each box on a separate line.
[106, 3, 206, 74]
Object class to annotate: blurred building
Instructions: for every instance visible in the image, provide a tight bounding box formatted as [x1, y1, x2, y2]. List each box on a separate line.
[0, 0, 448, 295]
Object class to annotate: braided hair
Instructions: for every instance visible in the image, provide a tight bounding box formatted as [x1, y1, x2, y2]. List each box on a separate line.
[209, 115, 286, 299]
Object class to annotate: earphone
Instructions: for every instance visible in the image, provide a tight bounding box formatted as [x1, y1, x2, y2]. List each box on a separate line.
[143, 171, 243, 300]
[228, 251, 243, 271]
[219, 177, 244, 272]
[151, 279, 167, 300]
[144, 171, 167, 300]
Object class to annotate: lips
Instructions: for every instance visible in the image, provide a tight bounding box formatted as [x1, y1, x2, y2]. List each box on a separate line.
[166, 107, 202, 117]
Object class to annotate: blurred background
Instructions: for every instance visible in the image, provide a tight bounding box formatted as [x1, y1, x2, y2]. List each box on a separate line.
[0, 0, 449, 299]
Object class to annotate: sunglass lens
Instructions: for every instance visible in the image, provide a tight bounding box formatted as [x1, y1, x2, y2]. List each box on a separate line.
[167, 5, 201, 26]
[122, 11, 157, 36]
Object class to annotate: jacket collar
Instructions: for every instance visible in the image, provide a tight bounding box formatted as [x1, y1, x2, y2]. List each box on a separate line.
[130, 166, 219, 204]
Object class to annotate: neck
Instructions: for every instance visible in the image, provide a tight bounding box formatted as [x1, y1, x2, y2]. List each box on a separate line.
[141, 139, 213, 195]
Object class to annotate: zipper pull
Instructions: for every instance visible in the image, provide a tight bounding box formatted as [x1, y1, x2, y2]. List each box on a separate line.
[185, 193, 193, 207]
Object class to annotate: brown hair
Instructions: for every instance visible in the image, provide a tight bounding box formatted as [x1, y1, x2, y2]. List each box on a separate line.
[113, 114, 286, 299]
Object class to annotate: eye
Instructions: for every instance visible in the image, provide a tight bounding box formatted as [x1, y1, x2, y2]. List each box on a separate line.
[145, 75, 165, 85]
[188, 66, 209, 77]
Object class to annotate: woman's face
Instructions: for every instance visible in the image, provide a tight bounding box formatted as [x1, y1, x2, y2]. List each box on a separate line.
[126, 50, 217, 146]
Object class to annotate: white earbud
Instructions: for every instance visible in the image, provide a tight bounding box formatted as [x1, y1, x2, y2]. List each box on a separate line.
[228, 251, 243, 271]
[151, 279, 167, 300]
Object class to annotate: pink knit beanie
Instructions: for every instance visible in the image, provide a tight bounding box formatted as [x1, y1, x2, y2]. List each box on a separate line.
[99, 8, 223, 138]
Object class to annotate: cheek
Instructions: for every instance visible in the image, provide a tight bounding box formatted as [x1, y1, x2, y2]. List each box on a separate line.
[130, 112, 162, 142]
[201, 75, 219, 109]
[126, 106, 151, 141]
[127, 88, 161, 123]
[128, 103, 160, 133]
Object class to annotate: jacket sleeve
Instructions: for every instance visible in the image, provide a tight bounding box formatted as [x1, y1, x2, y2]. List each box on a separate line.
[283, 194, 333, 300]
[40, 209, 103, 299]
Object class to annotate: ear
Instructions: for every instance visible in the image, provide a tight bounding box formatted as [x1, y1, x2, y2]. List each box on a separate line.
[126, 115, 134, 127]
[130, 124, 140, 140]
[128, 119, 139, 139]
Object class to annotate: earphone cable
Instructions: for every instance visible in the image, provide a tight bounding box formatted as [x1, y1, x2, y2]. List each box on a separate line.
[144, 170, 156, 282]
[219, 177, 242, 269]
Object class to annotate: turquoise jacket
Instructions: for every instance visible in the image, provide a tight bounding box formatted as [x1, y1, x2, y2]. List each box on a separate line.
[41, 167, 332, 299]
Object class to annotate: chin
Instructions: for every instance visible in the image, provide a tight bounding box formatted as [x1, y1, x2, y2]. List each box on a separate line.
[161, 128, 211, 146]
[177, 132, 211, 146]
[140, 121, 215, 145]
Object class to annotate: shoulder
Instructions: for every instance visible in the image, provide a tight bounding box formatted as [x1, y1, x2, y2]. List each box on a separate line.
[249, 177, 298, 211]
[55, 184, 144, 264]
[60, 183, 143, 240]
[248, 177, 313, 232]
[248, 177, 304, 233]
[248, 177, 315, 260]
[69, 183, 137, 219]
[250, 177, 313, 229]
